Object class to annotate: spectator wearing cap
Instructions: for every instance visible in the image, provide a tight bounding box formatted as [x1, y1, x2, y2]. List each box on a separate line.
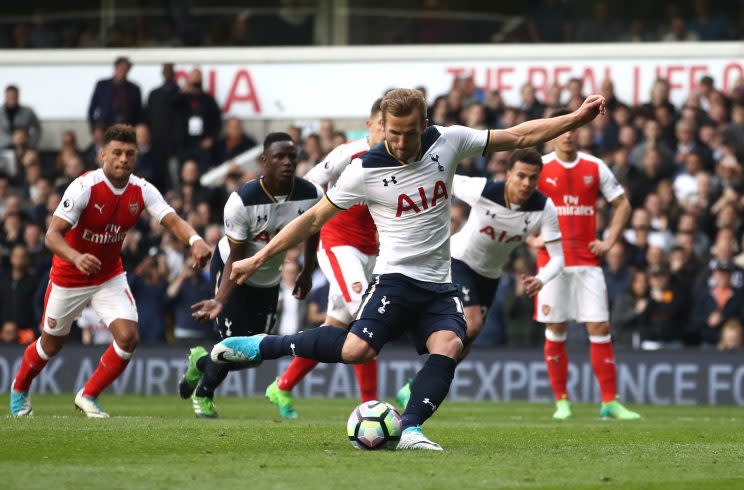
[693, 260, 744, 347]
[87, 56, 143, 131]
[0, 85, 41, 150]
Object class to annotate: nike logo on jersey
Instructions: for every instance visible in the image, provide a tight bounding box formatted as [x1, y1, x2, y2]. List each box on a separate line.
[377, 296, 390, 314]
[93, 203, 105, 214]
[546, 177, 558, 187]
[383, 176, 398, 186]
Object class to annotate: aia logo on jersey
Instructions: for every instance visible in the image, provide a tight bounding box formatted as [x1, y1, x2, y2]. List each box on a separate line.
[129, 202, 139, 215]
[395, 180, 449, 217]
[479, 226, 522, 243]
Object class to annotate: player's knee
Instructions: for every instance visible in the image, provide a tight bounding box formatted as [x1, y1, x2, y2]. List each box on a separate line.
[341, 337, 376, 363]
[427, 331, 464, 359]
[115, 328, 139, 352]
[586, 322, 610, 336]
[546, 322, 567, 336]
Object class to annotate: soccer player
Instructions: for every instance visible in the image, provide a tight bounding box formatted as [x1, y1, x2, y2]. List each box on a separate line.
[265, 99, 385, 419]
[184, 132, 323, 418]
[9, 124, 212, 418]
[212, 88, 605, 450]
[535, 108, 640, 420]
[396, 148, 565, 408]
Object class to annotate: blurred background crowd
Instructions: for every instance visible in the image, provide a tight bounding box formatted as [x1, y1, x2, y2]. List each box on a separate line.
[0, 0, 743, 48]
[0, 1, 743, 353]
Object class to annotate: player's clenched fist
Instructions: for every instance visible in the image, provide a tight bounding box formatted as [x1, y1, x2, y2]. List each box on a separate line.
[230, 256, 261, 285]
[73, 253, 102, 275]
[190, 240, 212, 268]
[577, 95, 606, 123]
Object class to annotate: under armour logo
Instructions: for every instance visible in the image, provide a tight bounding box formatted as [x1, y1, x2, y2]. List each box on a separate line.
[297, 208, 304, 215]
[382, 176, 397, 186]
[290, 343, 296, 356]
[461, 287, 471, 302]
[546, 177, 558, 187]
[523, 216, 531, 233]
[485, 209, 497, 219]
[362, 327, 374, 339]
[422, 398, 438, 411]
[431, 154, 443, 171]
[93, 203, 105, 214]
[224, 318, 232, 337]
[257, 215, 268, 223]
[377, 296, 390, 314]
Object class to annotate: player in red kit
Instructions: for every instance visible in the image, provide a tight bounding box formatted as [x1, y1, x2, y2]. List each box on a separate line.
[535, 109, 640, 420]
[9, 124, 211, 417]
[264, 99, 385, 418]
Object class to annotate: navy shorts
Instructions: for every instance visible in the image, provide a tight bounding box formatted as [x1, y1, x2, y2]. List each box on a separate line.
[451, 258, 500, 310]
[349, 273, 467, 355]
[210, 252, 279, 338]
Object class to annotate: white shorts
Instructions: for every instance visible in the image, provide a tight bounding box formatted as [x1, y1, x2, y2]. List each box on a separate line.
[316, 244, 376, 325]
[42, 273, 139, 336]
[536, 266, 609, 323]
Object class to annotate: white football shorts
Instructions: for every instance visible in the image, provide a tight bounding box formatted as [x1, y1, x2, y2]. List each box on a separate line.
[316, 243, 376, 325]
[42, 273, 139, 336]
[536, 266, 609, 323]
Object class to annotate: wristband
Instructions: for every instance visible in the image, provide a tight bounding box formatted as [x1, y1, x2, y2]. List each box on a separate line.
[189, 235, 203, 246]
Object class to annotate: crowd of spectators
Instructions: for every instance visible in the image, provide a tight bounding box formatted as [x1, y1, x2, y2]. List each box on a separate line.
[0, 51, 743, 352]
[0, 1, 742, 49]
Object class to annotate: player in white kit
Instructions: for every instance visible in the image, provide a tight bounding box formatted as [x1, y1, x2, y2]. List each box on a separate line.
[210, 89, 605, 450]
[396, 148, 565, 408]
[264, 99, 385, 419]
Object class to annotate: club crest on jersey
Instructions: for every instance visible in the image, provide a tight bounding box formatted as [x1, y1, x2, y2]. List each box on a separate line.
[395, 180, 449, 217]
[583, 175, 594, 186]
[542, 304, 551, 316]
[47, 317, 57, 329]
[129, 202, 139, 215]
[351, 282, 363, 294]
[431, 154, 443, 171]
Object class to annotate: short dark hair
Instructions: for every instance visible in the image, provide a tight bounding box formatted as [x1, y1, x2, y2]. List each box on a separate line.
[549, 108, 571, 118]
[263, 132, 293, 151]
[5, 85, 18, 94]
[370, 97, 383, 118]
[508, 148, 543, 170]
[104, 124, 136, 145]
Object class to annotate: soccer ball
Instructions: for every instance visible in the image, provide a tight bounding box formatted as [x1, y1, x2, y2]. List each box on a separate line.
[346, 400, 402, 450]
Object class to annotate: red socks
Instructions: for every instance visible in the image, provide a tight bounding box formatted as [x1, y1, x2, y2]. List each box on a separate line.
[544, 335, 569, 401]
[590, 336, 617, 403]
[83, 343, 131, 398]
[12, 340, 49, 392]
[354, 358, 378, 402]
[277, 356, 378, 402]
[277, 357, 319, 391]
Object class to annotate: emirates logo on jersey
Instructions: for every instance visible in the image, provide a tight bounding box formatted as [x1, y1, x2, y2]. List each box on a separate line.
[129, 202, 139, 215]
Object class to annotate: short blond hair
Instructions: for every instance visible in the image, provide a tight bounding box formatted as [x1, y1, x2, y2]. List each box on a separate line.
[380, 88, 427, 121]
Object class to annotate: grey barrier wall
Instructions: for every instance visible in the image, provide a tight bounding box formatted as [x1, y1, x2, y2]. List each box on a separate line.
[0, 345, 743, 405]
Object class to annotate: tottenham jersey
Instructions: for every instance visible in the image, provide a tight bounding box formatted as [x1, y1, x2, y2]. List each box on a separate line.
[218, 176, 323, 288]
[52, 169, 174, 287]
[326, 125, 489, 283]
[450, 176, 561, 279]
[304, 138, 377, 255]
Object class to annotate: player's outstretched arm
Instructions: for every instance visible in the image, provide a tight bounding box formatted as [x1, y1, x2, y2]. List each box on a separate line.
[231, 197, 340, 285]
[45, 216, 101, 275]
[160, 212, 212, 268]
[486, 95, 606, 153]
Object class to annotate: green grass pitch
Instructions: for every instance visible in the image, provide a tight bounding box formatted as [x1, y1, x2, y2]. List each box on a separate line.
[2, 395, 743, 490]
